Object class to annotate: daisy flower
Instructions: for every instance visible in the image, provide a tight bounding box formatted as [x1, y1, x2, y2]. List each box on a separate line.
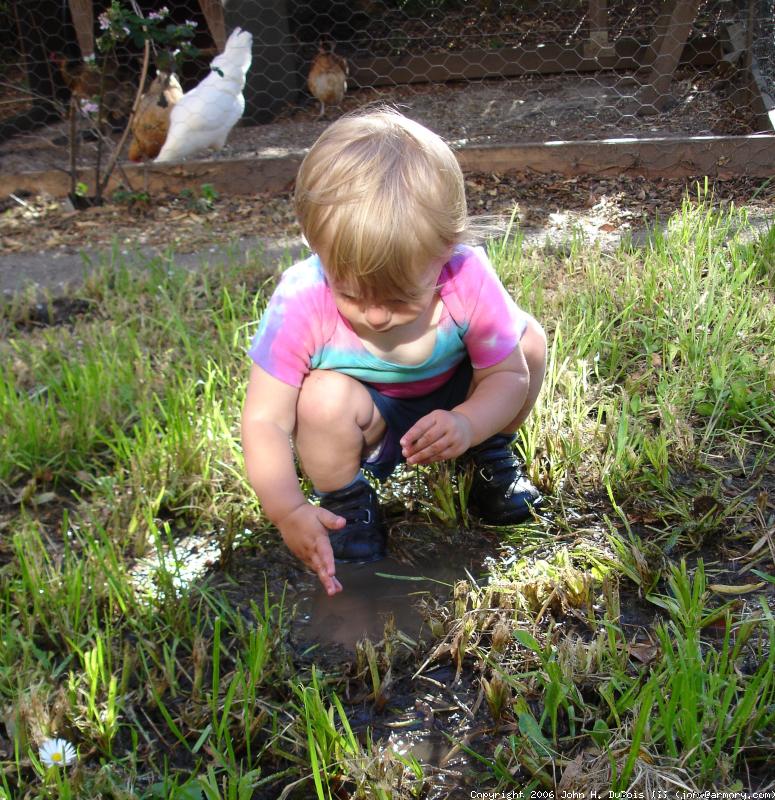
[39, 738, 77, 768]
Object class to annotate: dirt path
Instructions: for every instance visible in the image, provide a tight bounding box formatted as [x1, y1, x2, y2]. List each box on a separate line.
[2, 172, 771, 298]
[0, 235, 304, 298]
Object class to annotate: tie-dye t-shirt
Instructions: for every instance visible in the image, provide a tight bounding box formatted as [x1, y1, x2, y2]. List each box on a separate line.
[248, 244, 528, 398]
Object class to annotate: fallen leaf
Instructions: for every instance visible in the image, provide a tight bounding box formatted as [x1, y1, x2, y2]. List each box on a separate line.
[557, 752, 584, 790]
[708, 582, 765, 594]
[733, 533, 772, 560]
[32, 491, 58, 505]
[627, 642, 659, 664]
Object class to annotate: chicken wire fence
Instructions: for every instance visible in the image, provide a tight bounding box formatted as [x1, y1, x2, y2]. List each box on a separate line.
[752, 0, 775, 96]
[0, 0, 773, 182]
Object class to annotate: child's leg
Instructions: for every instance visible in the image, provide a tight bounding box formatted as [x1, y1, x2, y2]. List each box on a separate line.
[295, 369, 386, 492]
[295, 370, 388, 562]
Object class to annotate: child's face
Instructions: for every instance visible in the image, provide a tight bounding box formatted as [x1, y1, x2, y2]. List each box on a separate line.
[328, 260, 445, 334]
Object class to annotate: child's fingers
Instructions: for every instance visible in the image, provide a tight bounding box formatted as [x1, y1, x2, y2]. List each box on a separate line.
[408, 438, 458, 465]
[318, 569, 342, 596]
[318, 508, 346, 529]
[400, 414, 436, 451]
[311, 536, 340, 594]
[402, 426, 442, 459]
[316, 534, 336, 575]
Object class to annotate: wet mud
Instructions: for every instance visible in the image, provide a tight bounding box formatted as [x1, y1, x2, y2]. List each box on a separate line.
[295, 553, 486, 651]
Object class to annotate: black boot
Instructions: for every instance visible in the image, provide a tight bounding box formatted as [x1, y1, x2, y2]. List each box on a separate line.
[465, 434, 542, 525]
[318, 477, 387, 562]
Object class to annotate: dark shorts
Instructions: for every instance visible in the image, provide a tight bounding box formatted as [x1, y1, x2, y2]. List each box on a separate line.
[361, 358, 474, 481]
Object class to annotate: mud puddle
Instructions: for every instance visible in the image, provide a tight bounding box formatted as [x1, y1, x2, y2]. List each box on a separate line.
[294, 548, 488, 652]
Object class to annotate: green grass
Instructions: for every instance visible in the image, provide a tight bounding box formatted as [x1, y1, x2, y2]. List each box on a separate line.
[1, 190, 774, 797]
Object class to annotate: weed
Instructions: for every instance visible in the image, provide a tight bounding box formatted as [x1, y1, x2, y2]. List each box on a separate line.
[180, 184, 221, 213]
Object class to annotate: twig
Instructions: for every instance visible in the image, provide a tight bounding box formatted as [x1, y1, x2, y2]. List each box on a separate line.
[97, 38, 150, 199]
[533, 587, 559, 631]
[69, 99, 78, 197]
[95, 66, 107, 199]
[8, 193, 33, 210]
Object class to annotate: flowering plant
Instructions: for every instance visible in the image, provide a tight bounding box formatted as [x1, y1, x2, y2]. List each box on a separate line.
[39, 737, 77, 768]
[68, 2, 201, 204]
[96, 2, 199, 70]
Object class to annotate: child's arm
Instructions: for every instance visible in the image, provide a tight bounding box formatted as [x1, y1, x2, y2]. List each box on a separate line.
[400, 345, 529, 465]
[241, 364, 345, 595]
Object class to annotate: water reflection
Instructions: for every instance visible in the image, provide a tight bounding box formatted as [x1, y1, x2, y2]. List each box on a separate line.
[298, 554, 484, 650]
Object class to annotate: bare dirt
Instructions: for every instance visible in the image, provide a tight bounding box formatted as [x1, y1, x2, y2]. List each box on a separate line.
[2, 169, 772, 299]
[0, 64, 761, 179]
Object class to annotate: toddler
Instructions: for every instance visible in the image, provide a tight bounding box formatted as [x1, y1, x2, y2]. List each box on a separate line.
[242, 109, 546, 596]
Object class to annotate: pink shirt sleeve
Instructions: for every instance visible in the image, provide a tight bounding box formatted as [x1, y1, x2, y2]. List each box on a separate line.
[441, 246, 528, 370]
[247, 258, 335, 387]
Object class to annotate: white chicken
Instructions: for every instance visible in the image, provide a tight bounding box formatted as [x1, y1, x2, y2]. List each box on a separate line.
[155, 27, 253, 163]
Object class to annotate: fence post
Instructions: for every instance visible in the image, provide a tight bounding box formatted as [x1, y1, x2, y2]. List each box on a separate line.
[638, 0, 703, 111]
[199, 0, 227, 53]
[584, 0, 615, 61]
[67, 0, 95, 60]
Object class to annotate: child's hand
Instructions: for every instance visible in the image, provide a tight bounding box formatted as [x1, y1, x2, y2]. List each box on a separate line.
[400, 410, 473, 465]
[278, 503, 345, 596]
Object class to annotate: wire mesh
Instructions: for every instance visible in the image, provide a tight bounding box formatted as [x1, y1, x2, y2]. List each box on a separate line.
[752, 0, 774, 100]
[0, 0, 772, 187]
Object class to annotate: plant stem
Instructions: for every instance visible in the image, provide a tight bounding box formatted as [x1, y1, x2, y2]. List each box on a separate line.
[98, 39, 150, 200]
[69, 98, 79, 197]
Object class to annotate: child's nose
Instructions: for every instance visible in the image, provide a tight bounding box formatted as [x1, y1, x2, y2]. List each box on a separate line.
[364, 304, 391, 328]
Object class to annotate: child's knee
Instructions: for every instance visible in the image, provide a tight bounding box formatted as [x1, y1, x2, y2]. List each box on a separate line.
[297, 370, 357, 426]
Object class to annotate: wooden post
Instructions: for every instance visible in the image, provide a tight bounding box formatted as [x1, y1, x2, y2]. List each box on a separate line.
[584, 0, 614, 61]
[68, 0, 94, 60]
[643, 6, 674, 67]
[198, 0, 226, 52]
[639, 0, 703, 111]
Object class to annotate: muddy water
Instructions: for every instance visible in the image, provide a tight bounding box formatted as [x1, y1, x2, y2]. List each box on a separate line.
[296, 552, 487, 650]
[294, 552, 493, 797]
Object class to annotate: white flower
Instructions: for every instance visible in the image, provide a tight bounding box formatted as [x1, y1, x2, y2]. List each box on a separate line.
[39, 738, 77, 768]
[79, 99, 99, 115]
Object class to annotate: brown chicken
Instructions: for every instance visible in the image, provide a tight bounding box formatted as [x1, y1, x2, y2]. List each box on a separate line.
[52, 53, 133, 122]
[127, 71, 183, 162]
[307, 43, 348, 118]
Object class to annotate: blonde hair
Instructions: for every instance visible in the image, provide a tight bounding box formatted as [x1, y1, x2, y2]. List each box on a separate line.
[294, 108, 468, 302]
